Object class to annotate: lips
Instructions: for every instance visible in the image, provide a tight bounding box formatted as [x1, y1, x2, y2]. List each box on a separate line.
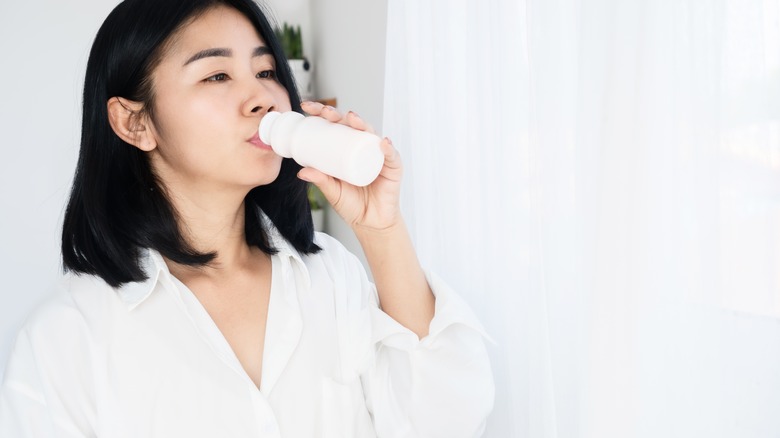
[248, 131, 272, 150]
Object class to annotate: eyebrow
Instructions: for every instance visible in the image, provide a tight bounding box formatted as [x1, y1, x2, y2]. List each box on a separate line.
[183, 46, 274, 66]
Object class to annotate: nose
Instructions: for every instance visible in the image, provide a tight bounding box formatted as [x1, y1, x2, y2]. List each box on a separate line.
[241, 81, 277, 117]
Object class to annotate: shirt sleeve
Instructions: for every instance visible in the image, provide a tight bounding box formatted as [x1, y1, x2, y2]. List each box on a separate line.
[317, 234, 495, 438]
[362, 271, 495, 438]
[0, 289, 97, 438]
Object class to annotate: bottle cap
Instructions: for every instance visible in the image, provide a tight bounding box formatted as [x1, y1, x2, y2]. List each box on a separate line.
[259, 111, 281, 145]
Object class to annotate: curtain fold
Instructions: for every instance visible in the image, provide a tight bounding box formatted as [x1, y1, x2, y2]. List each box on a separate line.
[383, 0, 780, 436]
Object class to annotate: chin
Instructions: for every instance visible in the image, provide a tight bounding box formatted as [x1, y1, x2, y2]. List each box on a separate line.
[245, 158, 283, 186]
[245, 171, 283, 188]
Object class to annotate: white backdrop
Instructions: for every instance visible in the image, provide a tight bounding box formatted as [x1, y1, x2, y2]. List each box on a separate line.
[0, 0, 117, 381]
[383, 0, 780, 436]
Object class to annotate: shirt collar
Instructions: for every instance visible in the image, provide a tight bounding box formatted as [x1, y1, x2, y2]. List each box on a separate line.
[116, 212, 311, 311]
[115, 248, 166, 311]
[259, 212, 308, 274]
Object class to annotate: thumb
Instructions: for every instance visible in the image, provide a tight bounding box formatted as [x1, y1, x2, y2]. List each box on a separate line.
[297, 167, 343, 206]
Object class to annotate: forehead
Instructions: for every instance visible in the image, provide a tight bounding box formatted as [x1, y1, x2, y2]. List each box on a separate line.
[165, 5, 267, 61]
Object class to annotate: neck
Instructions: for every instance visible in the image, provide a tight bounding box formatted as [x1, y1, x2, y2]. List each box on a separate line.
[165, 184, 253, 270]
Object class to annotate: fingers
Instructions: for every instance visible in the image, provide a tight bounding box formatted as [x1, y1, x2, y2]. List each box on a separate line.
[297, 167, 343, 207]
[301, 101, 340, 122]
[346, 111, 376, 134]
[379, 137, 402, 175]
[380, 136, 395, 157]
[300, 100, 324, 114]
[300, 101, 375, 134]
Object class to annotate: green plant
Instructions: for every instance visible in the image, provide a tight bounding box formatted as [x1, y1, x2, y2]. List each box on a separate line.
[275, 23, 304, 59]
[308, 185, 324, 211]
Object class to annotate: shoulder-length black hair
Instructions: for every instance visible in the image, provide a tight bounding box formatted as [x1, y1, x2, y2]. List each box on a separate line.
[62, 0, 320, 288]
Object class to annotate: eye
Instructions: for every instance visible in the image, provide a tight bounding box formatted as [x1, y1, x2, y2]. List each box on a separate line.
[257, 70, 277, 80]
[204, 73, 229, 82]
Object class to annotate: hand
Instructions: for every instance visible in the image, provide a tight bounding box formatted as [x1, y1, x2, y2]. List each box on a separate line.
[297, 101, 402, 232]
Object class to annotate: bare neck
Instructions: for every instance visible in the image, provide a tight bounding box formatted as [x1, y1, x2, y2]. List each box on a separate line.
[162, 185, 260, 280]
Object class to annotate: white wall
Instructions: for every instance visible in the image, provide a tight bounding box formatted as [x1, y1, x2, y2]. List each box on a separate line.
[259, 0, 314, 70]
[309, 0, 387, 134]
[0, 0, 389, 378]
[263, 0, 387, 130]
[0, 0, 119, 380]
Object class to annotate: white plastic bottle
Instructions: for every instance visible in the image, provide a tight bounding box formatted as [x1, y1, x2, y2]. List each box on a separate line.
[259, 111, 384, 187]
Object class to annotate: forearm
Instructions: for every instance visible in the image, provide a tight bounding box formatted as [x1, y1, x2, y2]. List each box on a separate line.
[354, 219, 435, 339]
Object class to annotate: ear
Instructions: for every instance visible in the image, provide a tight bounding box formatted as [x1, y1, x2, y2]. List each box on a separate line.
[107, 97, 158, 152]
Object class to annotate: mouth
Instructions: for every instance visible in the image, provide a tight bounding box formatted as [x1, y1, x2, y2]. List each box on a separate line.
[248, 131, 272, 150]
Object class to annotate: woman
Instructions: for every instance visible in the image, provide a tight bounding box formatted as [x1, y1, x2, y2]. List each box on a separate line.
[0, 0, 493, 436]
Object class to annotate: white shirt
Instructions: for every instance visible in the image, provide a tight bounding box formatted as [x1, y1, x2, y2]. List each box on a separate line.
[0, 226, 494, 437]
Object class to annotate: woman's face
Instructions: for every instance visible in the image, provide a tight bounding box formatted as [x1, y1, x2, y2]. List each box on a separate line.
[144, 5, 290, 194]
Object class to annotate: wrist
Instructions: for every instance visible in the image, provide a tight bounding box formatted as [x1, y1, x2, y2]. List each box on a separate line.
[352, 216, 405, 241]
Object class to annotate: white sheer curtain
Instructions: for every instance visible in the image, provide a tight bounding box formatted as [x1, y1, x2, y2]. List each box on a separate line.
[383, 1, 780, 436]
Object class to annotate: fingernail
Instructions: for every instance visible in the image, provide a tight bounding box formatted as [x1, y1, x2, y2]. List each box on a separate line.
[384, 137, 393, 145]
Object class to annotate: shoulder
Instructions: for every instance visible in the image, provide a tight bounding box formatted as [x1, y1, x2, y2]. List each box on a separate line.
[15, 273, 118, 346]
[4, 273, 123, 391]
[1, 275, 101, 432]
[307, 231, 366, 276]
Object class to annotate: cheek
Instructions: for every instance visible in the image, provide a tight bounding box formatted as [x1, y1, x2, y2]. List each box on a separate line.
[272, 86, 293, 112]
[148, 112, 218, 175]
[153, 94, 225, 147]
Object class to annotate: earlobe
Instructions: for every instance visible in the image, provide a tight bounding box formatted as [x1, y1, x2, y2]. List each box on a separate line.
[107, 97, 157, 152]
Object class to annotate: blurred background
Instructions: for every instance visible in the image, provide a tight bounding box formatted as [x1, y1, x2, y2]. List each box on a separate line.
[2, 0, 780, 437]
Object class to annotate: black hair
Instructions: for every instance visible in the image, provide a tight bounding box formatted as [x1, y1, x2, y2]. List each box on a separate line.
[62, 0, 320, 288]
